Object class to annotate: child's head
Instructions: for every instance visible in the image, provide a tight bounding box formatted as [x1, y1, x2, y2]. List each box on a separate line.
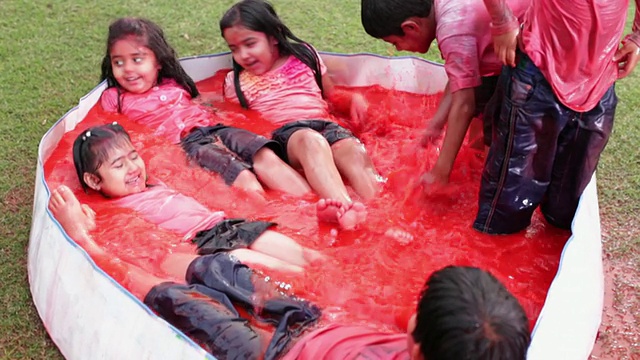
[220, 0, 323, 106]
[408, 266, 530, 360]
[73, 123, 147, 198]
[100, 17, 198, 98]
[361, 0, 436, 53]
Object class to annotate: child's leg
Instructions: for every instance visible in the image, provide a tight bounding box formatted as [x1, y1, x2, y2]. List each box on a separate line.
[540, 85, 616, 229]
[252, 147, 311, 196]
[229, 249, 304, 273]
[330, 137, 382, 200]
[286, 129, 352, 203]
[248, 230, 324, 267]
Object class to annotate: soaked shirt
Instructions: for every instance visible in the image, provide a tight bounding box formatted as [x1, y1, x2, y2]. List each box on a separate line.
[223, 55, 330, 125]
[281, 324, 409, 360]
[484, 0, 640, 111]
[435, 0, 530, 93]
[113, 182, 226, 242]
[101, 79, 213, 143]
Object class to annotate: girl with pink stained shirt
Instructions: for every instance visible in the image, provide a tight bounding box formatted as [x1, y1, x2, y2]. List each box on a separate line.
[98, 17, 311, 198]
[220, 0, 383, 230]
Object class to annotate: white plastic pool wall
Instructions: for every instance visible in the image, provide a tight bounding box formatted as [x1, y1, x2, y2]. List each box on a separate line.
[28, 52, 603, 360]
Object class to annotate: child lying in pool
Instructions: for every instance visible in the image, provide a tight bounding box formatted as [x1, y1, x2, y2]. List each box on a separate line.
[49, 122, 324, 358]
[99, 17, 311, 197]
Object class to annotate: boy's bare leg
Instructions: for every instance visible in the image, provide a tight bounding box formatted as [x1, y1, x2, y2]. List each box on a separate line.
[232, 169, 266, 193]
[229, 248, 304, 273]
[250, 230, 326, 267]
[331, 138, 382, 201]
[252, 148, 311, 196]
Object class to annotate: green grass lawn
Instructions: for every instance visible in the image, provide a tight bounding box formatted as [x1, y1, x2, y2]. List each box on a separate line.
[1, 1, 638, 358]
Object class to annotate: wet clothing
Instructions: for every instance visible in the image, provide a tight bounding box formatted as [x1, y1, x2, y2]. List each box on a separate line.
[435, 0, 530, 93]
[224, 54, 330, 125]
[192, 219, 276, 255]
[282, 323, 408, 360]
[144, 253, 321, 360]
[180, 125, 282, 185]
[474, 52, 616, 234]
[475, 76, 500, 146]
[101, 79, 276, 184]
[484, 0, 640, 111]
[100, 79, 211, 143]
[113, 182, 225, 242]
[271, 120, 356, 162]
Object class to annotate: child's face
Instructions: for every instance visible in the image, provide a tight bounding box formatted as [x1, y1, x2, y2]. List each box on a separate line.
[86, 140, 147, 198]
[109, 37, 161, 94]
[223, 25, 282, 75]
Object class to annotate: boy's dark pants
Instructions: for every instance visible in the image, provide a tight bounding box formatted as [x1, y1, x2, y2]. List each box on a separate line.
[474, 52, 616, 234]
[144, 253, 321, 360]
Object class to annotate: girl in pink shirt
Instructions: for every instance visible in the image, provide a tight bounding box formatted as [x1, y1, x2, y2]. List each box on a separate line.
[220, 0, 382, 230]
[50, 122, 323, 358]
[98, 17, 311, 197]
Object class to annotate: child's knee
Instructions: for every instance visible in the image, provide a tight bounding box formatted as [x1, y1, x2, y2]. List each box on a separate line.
[253, 147, 285, 170]
[232, 170, 263, 192]
[289, 129, 331, 155]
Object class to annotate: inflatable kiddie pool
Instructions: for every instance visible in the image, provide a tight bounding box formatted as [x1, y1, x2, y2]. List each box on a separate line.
[29, 52, 603, 360]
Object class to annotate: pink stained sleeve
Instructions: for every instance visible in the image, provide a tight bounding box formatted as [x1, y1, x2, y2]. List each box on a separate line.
[483, 0, 519, 36]
[624, 1, 640, 48]
[100, 87, 119, 113]
[222, 70, 240, 104]
[440, 35, 482, 93]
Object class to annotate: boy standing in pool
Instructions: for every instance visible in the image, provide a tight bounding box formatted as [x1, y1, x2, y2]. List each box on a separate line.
[474, 0, 640, 234]
[360, 0, 529, 185]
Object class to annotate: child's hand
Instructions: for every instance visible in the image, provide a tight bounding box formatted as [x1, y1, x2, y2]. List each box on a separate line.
[349, 93, 369, 130]
[492, 27, 519, 67]
[421, 166, 450, 189]
[614, 39, 640, 79]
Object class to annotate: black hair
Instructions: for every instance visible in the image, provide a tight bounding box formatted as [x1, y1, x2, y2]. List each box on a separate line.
[100, 17, 199, 112]
[72, 123, 133, 193]
[219, 0, 323, 108]
[361, 0, 433, 38]
[413, 266, 531, 360]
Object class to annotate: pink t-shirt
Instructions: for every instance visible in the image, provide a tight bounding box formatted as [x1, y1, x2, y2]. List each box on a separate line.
[282, 324, 409, 360]
[113, 182, 226, 242]
[223, 55, 330, 125]
[100, 79, 213, 143]
[485, 0, 640, 111]
[435, 0, 530, 93]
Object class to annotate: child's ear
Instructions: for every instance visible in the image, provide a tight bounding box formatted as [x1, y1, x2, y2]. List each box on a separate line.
[400, 20, 422, 37]
[83, 173, 102, 191]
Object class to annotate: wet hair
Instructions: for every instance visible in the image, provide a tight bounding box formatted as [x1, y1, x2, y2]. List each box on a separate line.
[219, 0, 323, 108]
[72, 123, 133, 193]
[361, 0, 433, 38]
[413, 266, 531, 360]
[100, 17, 199, 112]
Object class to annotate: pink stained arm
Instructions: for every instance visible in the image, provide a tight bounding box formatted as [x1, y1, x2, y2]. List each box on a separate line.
[482, 0, 519, 36]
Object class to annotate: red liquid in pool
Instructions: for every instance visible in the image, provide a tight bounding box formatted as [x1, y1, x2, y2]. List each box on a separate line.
[44, 70, 569, 342]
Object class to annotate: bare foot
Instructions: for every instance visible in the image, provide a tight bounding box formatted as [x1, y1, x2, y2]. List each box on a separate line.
[336, 202, 367, 230]
[317, 198, 343, 223]
[384, 228, 414, 245]
[48, 185, 96, 243]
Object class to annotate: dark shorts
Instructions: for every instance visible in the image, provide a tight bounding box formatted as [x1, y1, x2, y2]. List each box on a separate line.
[181, 124, 283, 185]
[474, 51, 616, 234]
[191, 218, 276, 255]
[271, 120, 355, 162]
[476, 75, 500, 146]
[144, 253, 322, 360]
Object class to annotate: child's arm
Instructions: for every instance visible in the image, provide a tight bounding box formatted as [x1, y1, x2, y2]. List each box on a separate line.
[423, 88, 475, 185]
[322, 73, 368, 130]
[482, 0, 520, 67]
[422, 82, 452, 145]
[614, 1, 640, 79]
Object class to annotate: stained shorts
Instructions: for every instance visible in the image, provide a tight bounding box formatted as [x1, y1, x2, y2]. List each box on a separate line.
[144, 253, 322, 360]
[271, 120, 355, 162]
[476, 75, 500, 146]
[474, 51, 616, 234]
[181, 124, 283, 185]
[192, 218, 276, 255]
